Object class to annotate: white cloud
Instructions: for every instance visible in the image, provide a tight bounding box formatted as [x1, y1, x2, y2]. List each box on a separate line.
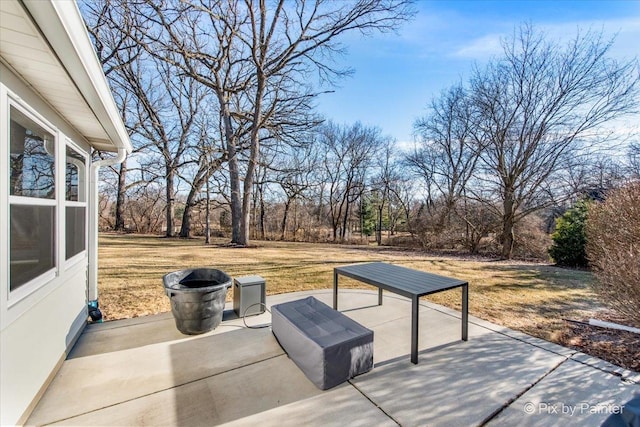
[394, 139, 417, 152]
[452, 33, 504, 60]
[542, 18, 640, 60]
[450, 17, 640, 62]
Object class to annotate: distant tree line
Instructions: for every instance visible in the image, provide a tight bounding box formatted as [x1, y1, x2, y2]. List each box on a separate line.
[83, 2, 639, 259]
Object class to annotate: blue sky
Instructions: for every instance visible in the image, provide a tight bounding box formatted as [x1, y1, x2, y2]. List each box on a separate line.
[315, 0, 640, 147]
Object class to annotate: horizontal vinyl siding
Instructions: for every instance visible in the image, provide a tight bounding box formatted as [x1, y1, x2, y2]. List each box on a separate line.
[1, 65, 90, 426]
[0, 262, 88, 425]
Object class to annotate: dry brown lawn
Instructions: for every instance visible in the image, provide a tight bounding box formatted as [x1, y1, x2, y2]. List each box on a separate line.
[98, 232, 600, 344]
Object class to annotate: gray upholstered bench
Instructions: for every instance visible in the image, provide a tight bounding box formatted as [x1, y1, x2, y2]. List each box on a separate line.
[271, 296, 374, 390]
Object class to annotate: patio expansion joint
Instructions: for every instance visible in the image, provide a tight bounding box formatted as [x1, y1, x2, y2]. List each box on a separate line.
[347, 380, 402, 426]
[40, 353, 286, 426]
[371, 314, 413, 328]
[477, 356, 569, 427]
[568, 355, 640, 385]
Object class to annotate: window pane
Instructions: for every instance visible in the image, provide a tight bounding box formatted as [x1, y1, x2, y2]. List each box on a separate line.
[10, 205, 56, 291]
[10, 106, 55, 199]
[66, 147, 86, 202]
[66, 206, 86, 259]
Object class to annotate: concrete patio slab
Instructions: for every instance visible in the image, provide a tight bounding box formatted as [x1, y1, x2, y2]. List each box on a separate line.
[218, 384, 397, 427]
[27, 289, 638, 426]
[351, 332, 566, 426]
[49, 355, 322, 426]
[68, 312, 181, 358]
[29, 327, 284, 425]
[488, 358, 640, 426]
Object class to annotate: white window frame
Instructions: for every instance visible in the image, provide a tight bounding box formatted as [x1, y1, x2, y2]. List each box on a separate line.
[64, 140, 89, 268]
[6, 97, 60, 306]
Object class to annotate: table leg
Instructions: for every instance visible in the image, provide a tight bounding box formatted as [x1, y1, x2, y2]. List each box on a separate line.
[411, 296, 419, 364]
[462, 283, 468, 341]
[333, 270, 338, 310]
[378, 287, 383, 305]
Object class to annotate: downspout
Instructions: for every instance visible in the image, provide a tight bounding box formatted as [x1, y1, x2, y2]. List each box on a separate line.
[88, 148, 127, 322]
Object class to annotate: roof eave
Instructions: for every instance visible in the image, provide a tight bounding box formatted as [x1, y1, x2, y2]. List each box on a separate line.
[22, 0, 132, 154]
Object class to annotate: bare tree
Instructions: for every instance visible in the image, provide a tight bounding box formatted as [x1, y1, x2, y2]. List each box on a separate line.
[252, 154, 271, 240]
[273, 141, 320, 240]
[84, 0, 214, 237]
[629, 142, 640, 178]
[387, 172, 416, 238]
[470, 25, 639, 258]
[370, 141, 401, 244]
[83, 0, 142, 231]
[178, 129, 227, 238]
[129, 56, 209, 237]
[319, 122, 386, 242]
[409, 83, 481, 233]
[126, 184, 166, 233]
[135, 0, 413, 245]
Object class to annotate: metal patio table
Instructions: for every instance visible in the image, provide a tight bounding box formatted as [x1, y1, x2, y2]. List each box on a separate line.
[333, 262, 469, 364]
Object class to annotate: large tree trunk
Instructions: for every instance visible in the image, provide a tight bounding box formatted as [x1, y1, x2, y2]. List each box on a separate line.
[259, 195, 266, 240]
[179, 178, 200, 238]
[217, 87, 243, 245]
[237, 72, 266, 246]
[179, 205, 192, 238]
[317, 185, 324, 223]
[341, 199, 351, 242]
[501, 191, 516, 259]
[165, 168, 175, 237]
[292, 200, 298, 240]
[180, 157, 219, 238]
[204, 175, 210, 245]
[281, 198, 292, 240]
[255, 182, 266, 240]
[114, 160, 127, 231]
[229, 154, 243, 244]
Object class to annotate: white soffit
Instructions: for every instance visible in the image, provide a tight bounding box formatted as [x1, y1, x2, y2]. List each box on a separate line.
[0, 0, 131, 153]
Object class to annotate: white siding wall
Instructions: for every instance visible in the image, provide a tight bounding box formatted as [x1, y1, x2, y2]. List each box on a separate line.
[1, 63, 91, 425]
[0, 264, 87, 425]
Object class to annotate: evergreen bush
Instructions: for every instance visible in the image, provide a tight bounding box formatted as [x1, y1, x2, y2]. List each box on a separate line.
[548, 199, 590, 267]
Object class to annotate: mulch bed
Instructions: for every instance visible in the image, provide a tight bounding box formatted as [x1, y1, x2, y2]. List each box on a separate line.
[558, 314, 640, 373]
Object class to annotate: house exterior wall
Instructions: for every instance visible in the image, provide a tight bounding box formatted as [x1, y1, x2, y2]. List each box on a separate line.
[1, 62, 92, 426]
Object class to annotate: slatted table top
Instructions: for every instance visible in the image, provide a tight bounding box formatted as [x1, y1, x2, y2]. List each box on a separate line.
[334, 262, 467, 299]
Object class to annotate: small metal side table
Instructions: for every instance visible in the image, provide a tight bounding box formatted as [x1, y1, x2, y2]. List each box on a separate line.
[233, 275, 266, 317]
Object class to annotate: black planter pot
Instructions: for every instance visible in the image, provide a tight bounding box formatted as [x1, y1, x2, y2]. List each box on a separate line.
[163, 268, 232, 335]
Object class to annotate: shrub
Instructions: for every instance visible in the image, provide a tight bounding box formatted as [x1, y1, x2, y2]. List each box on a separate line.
[513, 214, 552, 261]
[585, 182, 640, 327]
[548, 199, 590, 267]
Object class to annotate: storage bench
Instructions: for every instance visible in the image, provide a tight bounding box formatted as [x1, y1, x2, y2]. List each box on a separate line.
[271, 296, 373, 390]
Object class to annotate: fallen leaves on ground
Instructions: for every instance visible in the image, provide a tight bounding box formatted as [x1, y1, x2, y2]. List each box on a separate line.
[558, 312, 640, 372]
